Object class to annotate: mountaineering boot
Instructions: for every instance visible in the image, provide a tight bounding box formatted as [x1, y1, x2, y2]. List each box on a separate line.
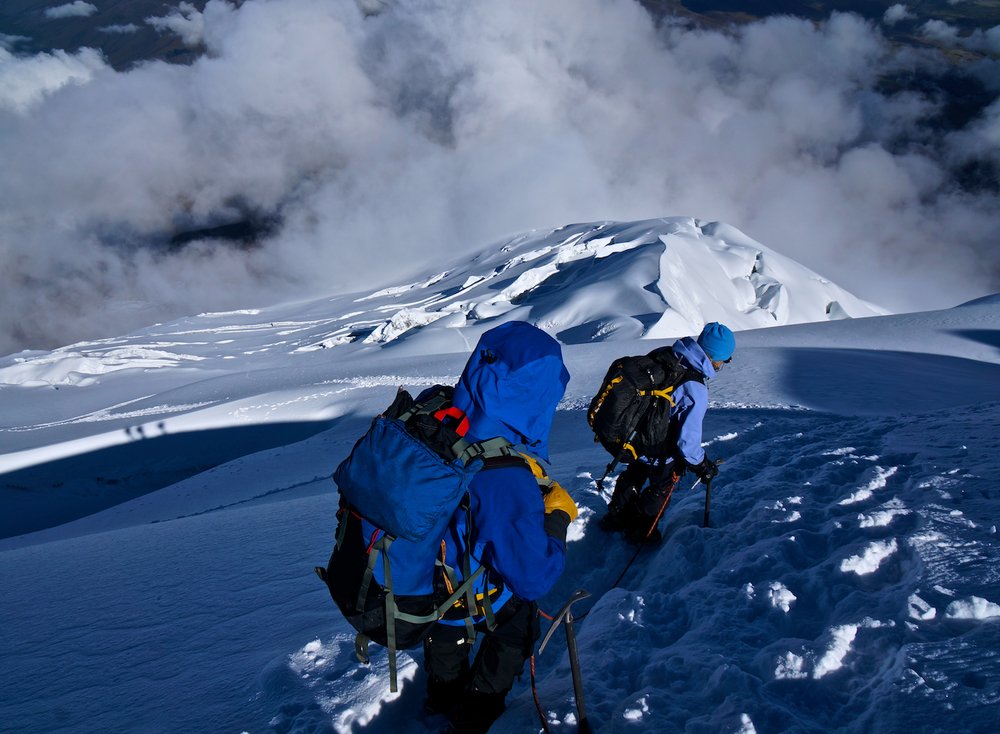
[447, 689, 507, 734]
[623, 519, 662, 545]
[425, 674, 468, 719]
[599, 508, 632, 532]
[602, 479, 642, 532]
[620, 472, 678, 542]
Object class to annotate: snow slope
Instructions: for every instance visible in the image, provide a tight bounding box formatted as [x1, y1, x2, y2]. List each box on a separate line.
[1, 223, 998, 734]
[0, 218, 881, 537]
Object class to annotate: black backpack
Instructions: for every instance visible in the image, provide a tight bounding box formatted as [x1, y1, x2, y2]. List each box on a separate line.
[587, 346, 704, 468]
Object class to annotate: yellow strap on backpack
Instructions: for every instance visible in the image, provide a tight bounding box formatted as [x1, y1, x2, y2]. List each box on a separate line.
[518, 452, 555, 491]
[638, 387, 676, 406]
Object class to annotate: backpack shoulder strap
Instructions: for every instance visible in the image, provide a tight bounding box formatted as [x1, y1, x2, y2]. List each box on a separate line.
[646, 348, 707, 399]
[395, 385, 453, 422]
[515, 451, 557, 492]
[455, 435, 516, 466]
[476, 446, 553, 487]
[395, 387, 512, 466]
[682, 368, 706, 386]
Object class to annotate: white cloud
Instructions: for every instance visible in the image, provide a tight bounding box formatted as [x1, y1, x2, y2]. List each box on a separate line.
[959, 25, 1000, 54]
[984, 26, 1000, 53]
[0, 0, 997, 354]
[147, 2, 206, 47]
[920, 19, 962, 45]
[920, 20, 1000, 53]
[883, 5, 914, 26]
[43, 1, 98, 20]
[100, 24, 141, 35]
[0, 46, 107, 114]
[946, 96, 1000, 167]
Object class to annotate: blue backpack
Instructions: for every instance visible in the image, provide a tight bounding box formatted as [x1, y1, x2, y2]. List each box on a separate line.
[315, 386, 526, 691]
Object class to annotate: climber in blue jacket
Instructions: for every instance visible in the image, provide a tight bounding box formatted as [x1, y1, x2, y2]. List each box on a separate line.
[422, 321, 577, 734]
[601, 321, 735, 542]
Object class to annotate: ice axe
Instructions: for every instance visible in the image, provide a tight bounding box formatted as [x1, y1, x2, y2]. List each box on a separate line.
[702, 458, 725, 528]
[539, 589, 592, 733]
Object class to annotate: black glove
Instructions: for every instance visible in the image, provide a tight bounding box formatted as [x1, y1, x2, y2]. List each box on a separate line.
[692, 456, 719, 481]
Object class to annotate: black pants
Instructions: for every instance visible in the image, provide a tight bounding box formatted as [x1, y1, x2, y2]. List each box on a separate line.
[424, 599, 539, 733]
[607, 461, 679, 530]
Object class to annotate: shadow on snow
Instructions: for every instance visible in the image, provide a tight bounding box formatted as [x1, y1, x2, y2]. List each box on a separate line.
[0, 419, 340, 539]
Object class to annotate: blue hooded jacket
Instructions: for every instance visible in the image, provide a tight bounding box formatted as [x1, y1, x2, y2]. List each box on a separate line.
[451, 321, 569, 462]
[667, 336, 716, 465]
[440, 321, 571, 619]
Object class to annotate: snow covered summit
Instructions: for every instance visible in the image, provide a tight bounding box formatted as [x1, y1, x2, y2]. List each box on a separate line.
[303, 217, 883, 351]
[0, 216, 881, 393]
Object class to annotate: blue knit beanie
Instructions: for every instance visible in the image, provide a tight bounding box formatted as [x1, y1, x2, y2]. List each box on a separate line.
[697, 322, 736, 362]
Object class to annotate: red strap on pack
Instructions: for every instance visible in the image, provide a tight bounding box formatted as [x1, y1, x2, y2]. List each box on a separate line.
[433, 406, 470, 436]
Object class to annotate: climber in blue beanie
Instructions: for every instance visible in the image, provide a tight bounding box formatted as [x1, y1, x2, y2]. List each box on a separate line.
[599, 322, 735, 542]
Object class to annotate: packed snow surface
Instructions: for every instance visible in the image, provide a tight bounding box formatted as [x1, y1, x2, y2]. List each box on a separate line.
[1, 219, 998, 733]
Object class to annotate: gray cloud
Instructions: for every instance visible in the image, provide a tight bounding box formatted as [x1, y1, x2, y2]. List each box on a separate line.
[100, 24, 142, 35]
[921, 19, 1000, 53]
[146, 2, 206, 47]
[921, 19, 962, 45]
[43, 2, 98, 20]
[0, 34, 31, 49]
[0, 0, 998, 356]
[883, 4, 914, 26]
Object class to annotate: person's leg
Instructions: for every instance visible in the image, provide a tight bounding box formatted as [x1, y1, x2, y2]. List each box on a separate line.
[628, 468, 681, 542]
[423, 624, 472, 717]
[449, 601, 539, 734]
[602, 461, 650, 530]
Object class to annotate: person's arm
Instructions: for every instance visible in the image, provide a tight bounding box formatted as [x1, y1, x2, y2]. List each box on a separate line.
[472, 467, 571, 602]
[673, 381, 709, 466]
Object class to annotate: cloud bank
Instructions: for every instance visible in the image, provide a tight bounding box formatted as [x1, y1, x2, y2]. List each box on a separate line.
[1, 0, 998, 355]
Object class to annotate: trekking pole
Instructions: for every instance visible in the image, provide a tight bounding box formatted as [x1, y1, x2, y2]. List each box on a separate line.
[702, 475, 713, 528]
[596, 428, 638, 493]
[701, 459, 723, 528]
[539, 589, 592, 734]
